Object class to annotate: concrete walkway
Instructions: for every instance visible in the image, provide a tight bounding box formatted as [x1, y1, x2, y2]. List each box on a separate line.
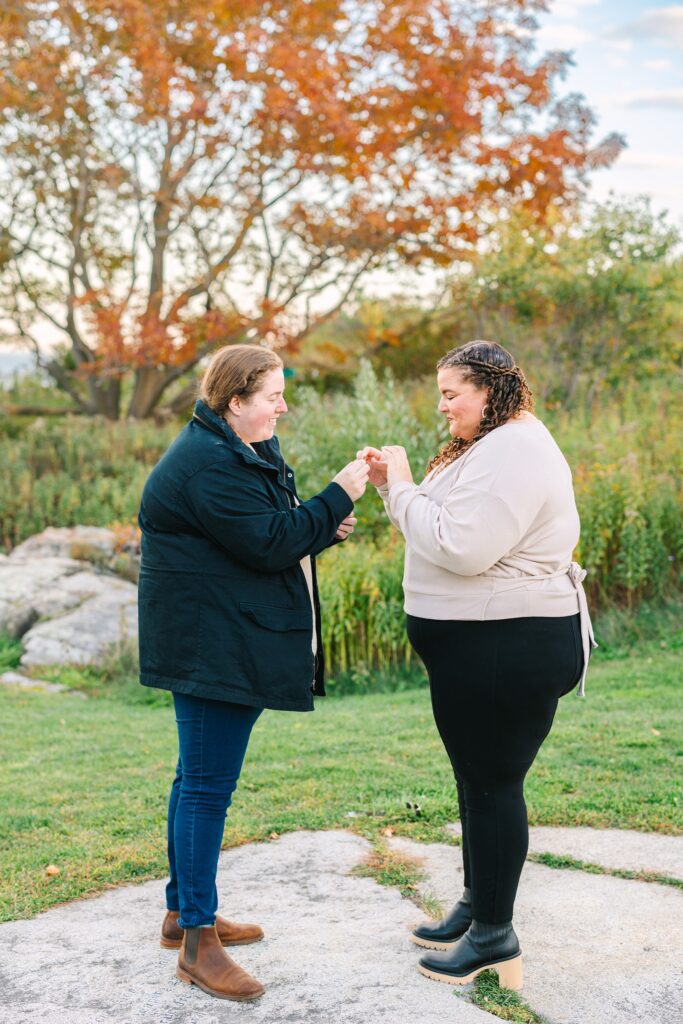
[447, 822, 683, 880]
[1, 828, 682, 1024]
[390, 834, 683, 1024]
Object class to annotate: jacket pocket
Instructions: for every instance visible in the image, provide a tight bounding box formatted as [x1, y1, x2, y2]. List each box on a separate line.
[237, 601, 314, 704]
[239, 602, 311, 632]
[139, 593, 200, 677]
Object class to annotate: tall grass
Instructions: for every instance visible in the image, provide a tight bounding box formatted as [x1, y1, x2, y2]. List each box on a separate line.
[1, 368, 680, 660]
[317, 529, 412, 676]
[281, 360, 443, 535]
[0, 416, 176, 550]
[543, 385, 682, 609]
[283, 366, 682, 614]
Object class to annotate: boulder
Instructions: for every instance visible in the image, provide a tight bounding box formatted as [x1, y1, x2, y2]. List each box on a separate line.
[0, 671, 70, 694]
[1, 529, 139, 667]
[31, 570, 135, 620]
[21, 585, 137, 667]
[9, 526, 116, 563]
[0, 557, 86, 637]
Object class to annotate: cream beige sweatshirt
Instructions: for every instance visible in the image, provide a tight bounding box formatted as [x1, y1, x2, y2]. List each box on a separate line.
[377, 415, 584, 623]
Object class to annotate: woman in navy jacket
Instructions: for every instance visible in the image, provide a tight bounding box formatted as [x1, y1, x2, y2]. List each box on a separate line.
[138, 344, 368, 1001]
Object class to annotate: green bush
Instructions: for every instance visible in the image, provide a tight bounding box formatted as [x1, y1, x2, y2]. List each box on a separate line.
[317, 528, 413, 675]
[0, 367, 680, 678]
[0, 416, 177, 550]
[542, 384, 682, 609]
[281, 360, 443, 537]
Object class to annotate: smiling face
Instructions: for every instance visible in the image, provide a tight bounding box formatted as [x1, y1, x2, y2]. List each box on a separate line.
[225, 367, 288, 444]
[437, 367, 488, 442]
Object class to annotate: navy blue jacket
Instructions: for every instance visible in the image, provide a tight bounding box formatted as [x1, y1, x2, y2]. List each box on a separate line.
[138, 400, 353, 711]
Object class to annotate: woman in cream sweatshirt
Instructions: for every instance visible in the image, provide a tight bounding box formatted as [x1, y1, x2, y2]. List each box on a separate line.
[359, 340, 595, 992]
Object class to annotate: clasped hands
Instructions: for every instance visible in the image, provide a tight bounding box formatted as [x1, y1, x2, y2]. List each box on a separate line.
[356, 445, 414, 489]
[332, 444, 413, 540]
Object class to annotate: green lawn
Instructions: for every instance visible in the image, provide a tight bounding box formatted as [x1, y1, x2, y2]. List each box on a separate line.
[0, 646, 680, 922]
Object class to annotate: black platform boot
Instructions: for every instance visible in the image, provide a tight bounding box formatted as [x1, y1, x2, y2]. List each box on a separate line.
[418, 919, 523, 991]
[411, 887, 472, 950]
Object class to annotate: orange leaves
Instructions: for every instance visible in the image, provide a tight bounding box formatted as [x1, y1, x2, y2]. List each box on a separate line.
[0, 0, 622, 415]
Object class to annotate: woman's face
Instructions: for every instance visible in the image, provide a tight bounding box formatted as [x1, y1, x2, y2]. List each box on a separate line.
[437, 367, 488, 442]
[226, 367, 288, 444]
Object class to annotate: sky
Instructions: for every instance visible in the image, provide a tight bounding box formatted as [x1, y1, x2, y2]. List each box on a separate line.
[535, 0, 683, 222]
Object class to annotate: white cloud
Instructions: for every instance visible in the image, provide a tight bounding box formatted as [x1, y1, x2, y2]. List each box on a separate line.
[622, 88, 683, 109]
[643, 58, 673, 69]
[546, 0, 600, 18]
[609, 5, 683, 51]
[606, 54, 628, 69]
[535, 23, 595, 47]
[616, 152, 683, 170]
[604, 38, 634, 53]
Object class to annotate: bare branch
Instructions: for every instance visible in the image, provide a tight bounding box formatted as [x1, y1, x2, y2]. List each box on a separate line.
[261, 214, 287, 302]
[298, 253, 379, 337]
[164, 196, 265, 322]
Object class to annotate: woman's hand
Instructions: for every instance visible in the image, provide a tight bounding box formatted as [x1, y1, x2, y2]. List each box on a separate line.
[356, 446, 388, 487]
[380, 446, 414, 487]
[335, 515, 357, 541]
[333, 458, 370, 501]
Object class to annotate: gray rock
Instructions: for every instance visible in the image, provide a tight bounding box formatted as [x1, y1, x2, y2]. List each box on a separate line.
[447, 822, 683, 882]
[9, 526, 116, 563]
[0, 671, 69, 694]
[0, 671, 88, 697]
[0, 557, 86, 637]
[30, 571, 136, 621]
[390, 835, 683, 1024]
[0, 831, 497, 1024]
[21, 590, 137, 667]
[0, 549, 137, 667]
[2, 528, 141, 667]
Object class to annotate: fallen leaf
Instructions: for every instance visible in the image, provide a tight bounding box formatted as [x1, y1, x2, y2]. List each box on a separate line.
[45, 864, 60, 877]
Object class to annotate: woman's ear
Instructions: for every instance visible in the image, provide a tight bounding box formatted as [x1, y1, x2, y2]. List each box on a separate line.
[227, 395, 241, 417]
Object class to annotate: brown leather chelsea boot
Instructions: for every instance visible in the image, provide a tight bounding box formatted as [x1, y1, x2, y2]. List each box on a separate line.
[176, 924, 265, 1001]
[160, 910, 264, 949]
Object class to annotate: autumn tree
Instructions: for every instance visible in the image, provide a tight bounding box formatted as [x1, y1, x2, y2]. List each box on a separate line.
[354, 198, 682, 403]
[0, 0, 621, 418]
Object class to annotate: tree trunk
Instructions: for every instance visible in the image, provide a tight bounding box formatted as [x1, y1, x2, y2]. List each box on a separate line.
[163, 378, 200, 417]
[127, 365, 185, 419]
[89, 377, 121, 420]
[43, 359, 122, 418]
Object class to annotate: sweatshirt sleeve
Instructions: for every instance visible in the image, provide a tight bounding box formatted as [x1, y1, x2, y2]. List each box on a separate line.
[376, 483, 402, 531]
[386, 443, 547, 576]
[183, 458, 353, 573]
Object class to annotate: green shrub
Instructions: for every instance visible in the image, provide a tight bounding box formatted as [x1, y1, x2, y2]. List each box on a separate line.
[0, 634, 22, 673]
[0, 416, 177, 550]
[0, 368, 680, 677]
[317, 528, 414, 675]
[544, 384, 682, 609]
[280, 360, 443, 537]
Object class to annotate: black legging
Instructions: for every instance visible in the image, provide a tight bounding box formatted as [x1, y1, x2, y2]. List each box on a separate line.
[407, 613, 583, 925]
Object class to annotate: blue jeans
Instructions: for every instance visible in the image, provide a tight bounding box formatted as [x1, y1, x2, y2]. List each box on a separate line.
[165, 692, 262, 928]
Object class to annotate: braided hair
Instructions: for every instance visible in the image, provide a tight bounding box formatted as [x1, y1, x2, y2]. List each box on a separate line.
[427, 340, 535, 476]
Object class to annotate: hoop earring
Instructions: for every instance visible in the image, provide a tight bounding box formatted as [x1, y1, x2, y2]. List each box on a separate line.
[481, 404, 489, 420]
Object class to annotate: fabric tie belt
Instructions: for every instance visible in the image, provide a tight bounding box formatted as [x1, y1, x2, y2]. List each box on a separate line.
[566, 560, 598, 697]
[482, 560, 597, 696]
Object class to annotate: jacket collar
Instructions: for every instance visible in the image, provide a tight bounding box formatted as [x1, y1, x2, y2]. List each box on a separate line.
[192, 399, 282, 474]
